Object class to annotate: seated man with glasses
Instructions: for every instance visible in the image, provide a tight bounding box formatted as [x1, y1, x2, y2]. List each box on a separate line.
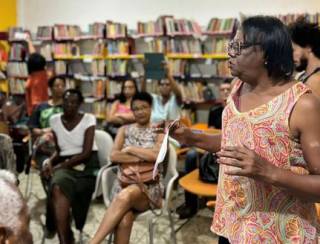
[141, 64, 182, 123]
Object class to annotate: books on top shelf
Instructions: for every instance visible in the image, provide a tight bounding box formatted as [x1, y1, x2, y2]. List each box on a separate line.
[36, 26, 53, 40]
[8, 27, 29, 42]
[137, 18, 164, 36]
[106, 21, 127, 39]
[205, 18, 237, 35]
[7, 62, 28, 78]
[278, 13, 320, 25]
[54, 24, 81, 40]
[165, 17, 202, 36]
[88, 22, 105, 39]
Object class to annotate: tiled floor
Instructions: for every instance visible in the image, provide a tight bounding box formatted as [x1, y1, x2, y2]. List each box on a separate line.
[19, 171, 218, 244]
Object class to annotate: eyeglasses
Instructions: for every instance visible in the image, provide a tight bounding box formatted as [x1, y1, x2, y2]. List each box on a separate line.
[227, 40, 260, 57]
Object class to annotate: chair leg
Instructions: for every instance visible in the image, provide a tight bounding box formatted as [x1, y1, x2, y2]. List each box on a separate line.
[168, 210, 177, 244]
[79, 231, 83, 244]
[107, 233, 114, 244]
[148, 218, 154, 244]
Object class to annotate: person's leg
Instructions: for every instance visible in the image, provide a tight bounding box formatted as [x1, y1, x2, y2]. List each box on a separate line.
[114, 211, 135, 244]
[51, 185, 74, 244]
[90, 184, 149, 244]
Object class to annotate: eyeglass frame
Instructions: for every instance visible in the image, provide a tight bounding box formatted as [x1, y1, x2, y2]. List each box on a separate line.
[227, 40, 261, 57]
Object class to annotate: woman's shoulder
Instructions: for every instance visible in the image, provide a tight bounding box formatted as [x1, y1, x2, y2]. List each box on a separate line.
[49, 113, 62, 128]
[50, 113, 62, 122]
[82, 113, 96, 125]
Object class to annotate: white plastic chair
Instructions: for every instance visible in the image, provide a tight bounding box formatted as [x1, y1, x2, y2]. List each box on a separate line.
[92, 129, 114, 199]
[101, 143, 179, 244]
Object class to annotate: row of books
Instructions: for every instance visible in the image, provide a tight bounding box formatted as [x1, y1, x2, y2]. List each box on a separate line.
[107, 40, 130, 55]
[53, 43, 80, 57]
[106, 21, 127, 39]
[7, 62, 28, 78]
[54, 25, 81, 40]
[37, 26, 53, 40]
[8, 78, 25, 94]
[278, 13, 320, 25]
[165, 17, 202, 36]
[37, 38, 229, 57]
[88, 23, 105, 38]
[106, 60, 128, 77]
[137, 19, 164, 36]
[189, 60, 231, 78]
[178, 81, 208, 103]
[9, 43, 28, 61]
[34, 16, 237, 41]
[203, 37, 229, 54]
[206, 18, 237, 34]
[134, 38, 166, 53]
[166, 39, 202, 54]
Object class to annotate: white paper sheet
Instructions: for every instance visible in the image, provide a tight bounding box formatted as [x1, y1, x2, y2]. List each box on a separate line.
[153, 119, 179, 179]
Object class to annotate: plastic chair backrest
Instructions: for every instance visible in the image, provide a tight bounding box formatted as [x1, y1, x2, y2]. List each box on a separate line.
[94, 130, 113, 167]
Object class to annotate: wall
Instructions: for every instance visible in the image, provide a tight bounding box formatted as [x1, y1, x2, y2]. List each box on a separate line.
[0, 0, 17, 31]
[18, 0, 320, 32]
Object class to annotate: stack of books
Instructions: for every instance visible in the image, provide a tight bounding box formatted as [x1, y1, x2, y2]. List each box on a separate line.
[106, 21, 127, 39]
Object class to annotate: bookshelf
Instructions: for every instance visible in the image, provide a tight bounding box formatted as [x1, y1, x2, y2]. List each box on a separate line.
[7, 27, 30, 96]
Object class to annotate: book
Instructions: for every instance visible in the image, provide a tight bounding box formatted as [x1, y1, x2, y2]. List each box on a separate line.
[144, 53, 165, 80]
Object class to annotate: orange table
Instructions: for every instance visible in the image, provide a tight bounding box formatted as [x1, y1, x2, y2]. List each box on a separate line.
[179, 169, 217, 198]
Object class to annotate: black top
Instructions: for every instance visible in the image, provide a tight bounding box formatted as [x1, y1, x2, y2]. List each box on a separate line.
[297, 67, 320, 83]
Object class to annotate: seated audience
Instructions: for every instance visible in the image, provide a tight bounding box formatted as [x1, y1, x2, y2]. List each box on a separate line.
[105, 79, 138, 138]
[0, 170, 33, 244]
[177, 81, 231, 219]
[90, 92, 164, 244]
[42, 89, 99, 244]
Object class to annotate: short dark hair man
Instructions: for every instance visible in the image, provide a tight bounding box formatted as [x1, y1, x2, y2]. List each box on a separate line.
[289, 19, 320, 96]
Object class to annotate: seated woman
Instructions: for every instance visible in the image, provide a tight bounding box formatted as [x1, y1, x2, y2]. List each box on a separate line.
[42, 89, 99, 244]
[90, 92, 164, 244]
[28, 75, 65, 166]
[105, 79, 137, 138]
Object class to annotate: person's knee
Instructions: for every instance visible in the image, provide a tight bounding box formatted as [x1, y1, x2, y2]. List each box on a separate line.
[114, 189, 132, 207]
[118, 212, 134, 229]
[52, 185, 63, 199]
